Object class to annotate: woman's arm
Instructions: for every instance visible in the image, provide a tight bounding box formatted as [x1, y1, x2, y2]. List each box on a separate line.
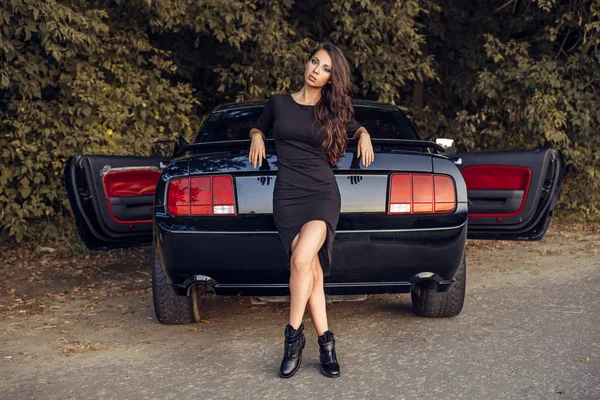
[249, 96, 275, 139]
[352, 126, 370, 139]
[353, 126, 374, 167]
[249, 128, 265, 139]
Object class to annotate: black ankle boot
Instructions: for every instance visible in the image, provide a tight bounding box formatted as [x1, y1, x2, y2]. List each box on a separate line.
[318, 330, 340, 378]
[279, 323, 306, 378]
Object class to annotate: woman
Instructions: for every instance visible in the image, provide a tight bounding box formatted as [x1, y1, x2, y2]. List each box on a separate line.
[247, 42, 374, 378]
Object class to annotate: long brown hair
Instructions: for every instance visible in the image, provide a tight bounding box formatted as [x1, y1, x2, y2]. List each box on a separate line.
[311, 43, 355, 165]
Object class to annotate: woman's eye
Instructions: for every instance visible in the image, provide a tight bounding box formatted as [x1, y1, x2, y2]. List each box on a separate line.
[324, 67, 331, 73]
[311, 58, 318, 64]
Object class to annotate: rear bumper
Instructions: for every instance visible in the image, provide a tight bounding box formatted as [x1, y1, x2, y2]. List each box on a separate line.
[154, 214, 468, 297]
[179, 279, 456, 297]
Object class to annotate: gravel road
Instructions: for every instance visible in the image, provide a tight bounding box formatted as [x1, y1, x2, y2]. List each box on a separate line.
[1, 226, 598, 400]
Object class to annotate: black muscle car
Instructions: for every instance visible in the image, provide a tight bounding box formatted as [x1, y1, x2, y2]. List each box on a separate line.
[64, 99, 564, 324]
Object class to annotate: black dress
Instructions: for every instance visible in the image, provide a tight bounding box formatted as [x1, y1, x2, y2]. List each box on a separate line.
[251, 93, 362, 277]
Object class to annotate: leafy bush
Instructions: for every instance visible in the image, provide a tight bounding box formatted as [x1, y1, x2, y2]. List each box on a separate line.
[0, 0, 200, 242]
[1, 0, 598, 245]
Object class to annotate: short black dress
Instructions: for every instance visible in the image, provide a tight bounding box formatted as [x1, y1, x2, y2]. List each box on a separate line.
[251, 93, 362, 277]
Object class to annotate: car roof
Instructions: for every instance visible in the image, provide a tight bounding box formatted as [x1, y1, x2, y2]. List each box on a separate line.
[213, 97, 398, 112]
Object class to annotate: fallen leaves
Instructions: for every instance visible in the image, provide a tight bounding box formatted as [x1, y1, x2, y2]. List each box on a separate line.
[35, 324, 58, 330]
[56, 337, 110, 356]
[0, 245, 152, 318]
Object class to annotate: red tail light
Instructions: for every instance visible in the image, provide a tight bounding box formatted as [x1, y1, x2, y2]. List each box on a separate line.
[167, 175, 236, 216]
[167, 177, 190, 215]
[388, 173, 456, 214]
[190, 176, 211, 215]
[211, 175, 236, 214]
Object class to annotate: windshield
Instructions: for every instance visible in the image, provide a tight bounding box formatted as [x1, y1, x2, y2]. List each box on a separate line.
[195, 105, 421, 143]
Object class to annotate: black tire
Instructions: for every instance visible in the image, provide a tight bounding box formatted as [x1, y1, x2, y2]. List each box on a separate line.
[152, 244, 197, 324]
[410, 253, 466, 318]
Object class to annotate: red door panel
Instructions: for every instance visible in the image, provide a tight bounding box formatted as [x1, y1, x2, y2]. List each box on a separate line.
[460, 165, 531, 218]
[103, 169, 162, 224]
[65, 154, 171, 250]
[449, 149, 564, 240]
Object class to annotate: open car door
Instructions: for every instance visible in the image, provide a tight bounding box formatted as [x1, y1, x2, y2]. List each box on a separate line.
[449, 149, 564, 240]
[64, 154, 171, 250]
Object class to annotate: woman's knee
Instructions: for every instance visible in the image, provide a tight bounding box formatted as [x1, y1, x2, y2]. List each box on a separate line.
[291, 250, 314, 273]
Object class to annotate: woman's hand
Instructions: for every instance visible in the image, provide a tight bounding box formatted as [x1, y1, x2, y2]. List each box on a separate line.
[249, 131, 266, 168]
[356, 131, 374, 167]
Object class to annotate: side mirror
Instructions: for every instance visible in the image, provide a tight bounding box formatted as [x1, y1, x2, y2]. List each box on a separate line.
[150, 140, 177, 157]
[150, 135, 190, 157]
[435, 138, 456, 154]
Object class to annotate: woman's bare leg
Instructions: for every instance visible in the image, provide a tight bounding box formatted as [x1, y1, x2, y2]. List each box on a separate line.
[288, 220, 327, 330]
[307, 254, 328, 336]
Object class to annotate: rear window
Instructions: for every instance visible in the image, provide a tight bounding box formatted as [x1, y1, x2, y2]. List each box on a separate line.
[195, 105, 421, 143]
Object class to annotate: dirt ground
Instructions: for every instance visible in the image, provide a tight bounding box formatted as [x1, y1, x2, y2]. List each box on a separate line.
[1, 223, 598, 355]
[0, 223, 598, 398]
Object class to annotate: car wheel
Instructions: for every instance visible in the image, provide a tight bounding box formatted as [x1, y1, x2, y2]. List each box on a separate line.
[410, 253, 466, 318]
[152, 243, 196, 324]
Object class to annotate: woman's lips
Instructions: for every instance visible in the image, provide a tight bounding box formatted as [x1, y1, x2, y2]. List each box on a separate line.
[308, 75, 316, 82]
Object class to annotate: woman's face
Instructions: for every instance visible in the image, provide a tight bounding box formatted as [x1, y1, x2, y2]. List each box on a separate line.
[304, 49, 332, 88]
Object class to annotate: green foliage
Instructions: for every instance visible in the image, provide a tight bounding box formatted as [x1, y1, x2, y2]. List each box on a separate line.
[145, 0, 436, 103]
[147, 0, 312, 100]
[328, 0, 437, 103]
[1, 0, 599, 244]
[0, 0, 200, 242]
[422, 0, 600, 216]
[455, 35, 600, 214]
